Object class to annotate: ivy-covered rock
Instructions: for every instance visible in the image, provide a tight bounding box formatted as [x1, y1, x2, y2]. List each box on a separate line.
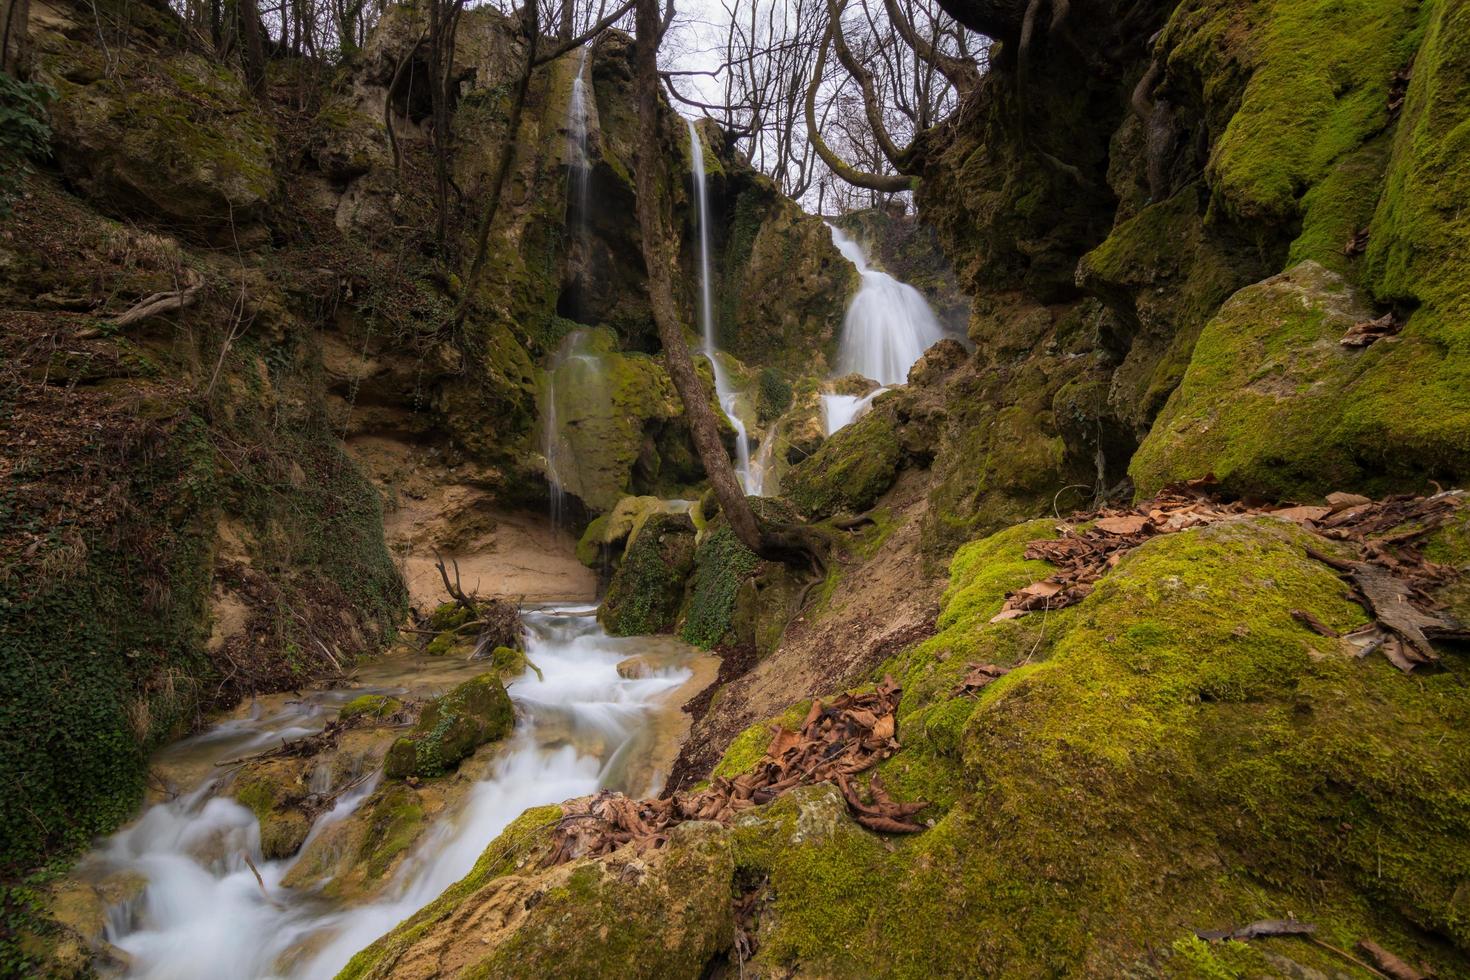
[382, 674, 514, 779]
[599, 512, 697, 636]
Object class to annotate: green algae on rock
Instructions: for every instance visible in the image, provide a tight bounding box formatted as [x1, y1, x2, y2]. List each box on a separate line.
[383, 674, 514, 779]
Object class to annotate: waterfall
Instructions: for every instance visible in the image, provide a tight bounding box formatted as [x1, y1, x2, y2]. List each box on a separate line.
[542, 330, 606, 526]
[827, 223, 945, 386]
[565, 48, 591, 238]
[686, 118, 758, 495]
[547, 52, 593, 527]
[819, 223, 945, 435]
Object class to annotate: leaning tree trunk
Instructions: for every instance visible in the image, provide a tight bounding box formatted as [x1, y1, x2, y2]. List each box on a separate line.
[631, 0, 824, 570]
[631, 0, 764, 556]
[2, 0, 31, 75]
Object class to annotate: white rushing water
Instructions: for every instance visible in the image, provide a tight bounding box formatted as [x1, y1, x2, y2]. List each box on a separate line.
[565, 47, 592, 235]
[826, 223, 945, 387]
[819, 223, 944, 435]
[686, 118, 759, 495]
[821, 389, 884, 437]
[83, 608, 694, 980]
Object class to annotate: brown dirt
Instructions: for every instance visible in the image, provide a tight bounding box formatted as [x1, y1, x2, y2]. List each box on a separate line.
[666, 467, 943, 792]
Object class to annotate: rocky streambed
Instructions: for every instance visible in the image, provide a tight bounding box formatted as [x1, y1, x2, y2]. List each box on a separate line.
[52, 607, 716, 979]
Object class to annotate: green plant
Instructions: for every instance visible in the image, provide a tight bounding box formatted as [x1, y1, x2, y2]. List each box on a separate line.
[0, 73, 55, 217]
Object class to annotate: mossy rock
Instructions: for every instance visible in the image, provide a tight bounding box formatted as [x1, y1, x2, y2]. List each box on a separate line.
[680, 521, 761, 650]
[383, 674, 514, 779]
[783, 406, 902, 519]
[1131, 260, 1470, 498]
[232, 765, 312, 860]
[337, 816, 733, 979]
[338, 694, 403, 723]
[599, 513, 697, 636]
[717, 517, 1470, 976]
[37, 45, 277, 238]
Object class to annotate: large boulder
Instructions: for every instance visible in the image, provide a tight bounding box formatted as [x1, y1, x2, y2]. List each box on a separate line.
[599, 512, 697, 636]
[383, 674, 514, 779]
[1131, 260, 1467, 499]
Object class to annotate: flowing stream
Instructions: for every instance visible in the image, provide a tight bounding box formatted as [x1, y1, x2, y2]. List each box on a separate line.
[821, 223, 945, 434]
[686, 118, 759, 495]
[73, 608, 706, 979]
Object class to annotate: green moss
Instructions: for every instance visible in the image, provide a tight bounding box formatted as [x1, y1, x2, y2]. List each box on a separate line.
[339, 695, 402, 723]
[357, 784, 425, 881]
[711, 700, 812, 779]
[1132, 258, 1470, 498]
[716, 518, 1469, 976]
[575, 515, 609, 567]
[340, 816, 733, 980]
[784, 407, 902, 519]
[1207, 0, 1421, 226]
[680, 522, 761, 649]
[383, 674, 514, 779]
[427, 602, 473, 631]
[599, 513, 696, 636]
[233, 771, 311, 859]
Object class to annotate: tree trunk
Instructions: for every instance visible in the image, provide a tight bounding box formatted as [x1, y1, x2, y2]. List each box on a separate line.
[631, 0, 824, 570]
[1, 0, 30, 75]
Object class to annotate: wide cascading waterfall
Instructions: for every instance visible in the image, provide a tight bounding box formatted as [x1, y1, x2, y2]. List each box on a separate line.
[686, 118, 758, 495]
[79, 609, 700, 980]
[827, 223, 945, 386]
[820, 223, 946, 435]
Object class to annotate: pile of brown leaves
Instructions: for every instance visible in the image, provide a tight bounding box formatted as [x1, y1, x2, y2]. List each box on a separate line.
[992, 481, 1466, 673]
[543, 677, 926, 867]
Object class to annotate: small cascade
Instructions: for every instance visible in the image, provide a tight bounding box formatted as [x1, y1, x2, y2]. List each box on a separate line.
[819, 223, 946, 435]
[686, 118, 757, 495]
[821, 389, 883, 437]
[79, 609, 700, 979]
[749, 421, 780, 496]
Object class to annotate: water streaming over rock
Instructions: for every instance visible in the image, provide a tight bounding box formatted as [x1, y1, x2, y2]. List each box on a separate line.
[686, 118, 759, 495]
[820, 223, 945, 435]
[545, 48, 595, 528]
[80, 609, 700, 979]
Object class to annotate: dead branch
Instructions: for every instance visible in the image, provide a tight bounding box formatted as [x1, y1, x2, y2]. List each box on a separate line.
[110, 282, 203, 328]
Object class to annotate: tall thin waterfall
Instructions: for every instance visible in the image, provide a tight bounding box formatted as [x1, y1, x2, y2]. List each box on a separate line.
[828, 223, 945, 387]
[686, 118, 757, 495]
[565, 48, 591, 236]
[546, 48, 593, 528]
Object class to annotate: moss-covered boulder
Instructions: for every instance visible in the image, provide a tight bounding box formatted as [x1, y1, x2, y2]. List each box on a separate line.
[680, 521, 762, 650]
[32, 30, 277, 239]
[337, 813, 734, 979]
[783, 406, 903, 519]
[383, 674, 514, 779]
[1131, 260, 1467, 498]
[599, 512, 697, 636]
[704, 516, 1470, 976]
[540, 330, 685, 513]
[232, 763, 315, 860]
[338, 694, 403, 724]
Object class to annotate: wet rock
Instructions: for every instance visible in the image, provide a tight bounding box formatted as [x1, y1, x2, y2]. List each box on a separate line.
[383, 674, 514, 779]
[600, 512, 697, 636]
